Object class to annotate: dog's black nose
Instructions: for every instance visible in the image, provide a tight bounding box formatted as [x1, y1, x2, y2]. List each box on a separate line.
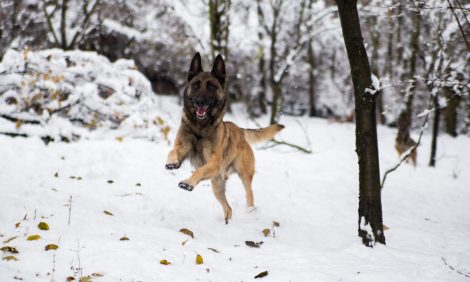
[194, 96, 206, 107]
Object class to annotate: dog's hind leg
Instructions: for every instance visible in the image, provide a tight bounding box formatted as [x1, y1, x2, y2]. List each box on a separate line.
[234, 146, 255, 208]
[211, 176, 232, 224]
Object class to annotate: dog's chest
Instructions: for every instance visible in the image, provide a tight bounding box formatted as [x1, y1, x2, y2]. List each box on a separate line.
[188, 138, 209, 168]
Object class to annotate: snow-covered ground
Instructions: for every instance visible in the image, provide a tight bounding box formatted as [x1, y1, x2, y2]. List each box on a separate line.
[1, 96, 469, 281]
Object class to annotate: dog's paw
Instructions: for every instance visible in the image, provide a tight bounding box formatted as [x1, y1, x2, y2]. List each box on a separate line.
[178, 181, 194, 191]
[165, 163, 180, 170]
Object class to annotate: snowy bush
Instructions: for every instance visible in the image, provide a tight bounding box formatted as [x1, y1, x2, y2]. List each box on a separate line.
[0, 48, 173, 142]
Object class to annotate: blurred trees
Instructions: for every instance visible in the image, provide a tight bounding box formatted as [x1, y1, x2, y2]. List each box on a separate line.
[0, 0, 468, 136]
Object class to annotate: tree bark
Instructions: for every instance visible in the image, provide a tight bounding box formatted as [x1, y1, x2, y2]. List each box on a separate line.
[444, 88, 460, 137]
[429, 92, 440, 167]
[307, 39, 317, 117]
[335, 0, 385, 247]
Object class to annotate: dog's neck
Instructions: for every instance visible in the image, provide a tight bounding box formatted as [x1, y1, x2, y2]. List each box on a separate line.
[182, 111, 225, 139]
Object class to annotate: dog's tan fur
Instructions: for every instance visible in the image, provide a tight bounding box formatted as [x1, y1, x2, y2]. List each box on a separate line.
[166, 53, 284, 223]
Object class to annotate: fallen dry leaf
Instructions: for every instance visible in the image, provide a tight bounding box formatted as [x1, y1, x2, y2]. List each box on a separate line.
[254, 270, 268, 279]
[2, 255, 18, 261]
[66, 276, 75, 281]
[262, 228, 270, 237]
[103, 211, 114, 216]
[45, 244, 59, 251]
[38, 222, 49, 230]
[179, 228, 194, 238]
[195, 254, 204, 265]
[1, 246, 18, 254]
[160, 259, 171, 265]
[207, 248, 219, 253]
[181, 238, 189, 246]
[91, 273, 104, 277]
[27, 235, 41, 241]
[245, 241, 263, 248]
[120, 237, 129, 241]
[273, 221, 280, 227]
[3, 236, 18, 244]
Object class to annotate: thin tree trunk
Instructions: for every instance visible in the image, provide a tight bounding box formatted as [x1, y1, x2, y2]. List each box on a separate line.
[335, 0, 385, 247]
[404, 1, 422, 124]
[257, 46, 267, 114]
[444, 88, 460, 137]
[307, 39, 317, 117]
[370, 15, 385, 124]
[60, 0, 69, 49]
[270, 82, 282, 125]
[429, 91, 440, 167]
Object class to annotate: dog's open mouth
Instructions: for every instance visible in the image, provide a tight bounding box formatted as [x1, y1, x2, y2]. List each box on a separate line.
[195, 106, 209, 119]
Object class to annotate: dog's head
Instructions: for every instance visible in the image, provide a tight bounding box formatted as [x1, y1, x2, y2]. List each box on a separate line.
[183, 52, 226, 122]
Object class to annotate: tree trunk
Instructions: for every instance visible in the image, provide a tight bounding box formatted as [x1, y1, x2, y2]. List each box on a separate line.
[335, 0, 385, 247]
[444, 87, 460, 137]
[307, 39, 317, 117]
[370, 15, 385, 124]
[209, 0, 231, 110]
[257, 46, 267, 115]
[270, 82, 282, 125]
[404, 1, 422, 124]
[60, 0, 69, 49]
[429, 91, 440, 167]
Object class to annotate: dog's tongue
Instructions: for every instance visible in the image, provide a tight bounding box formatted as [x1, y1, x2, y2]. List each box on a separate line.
[196, 107, 207, 117]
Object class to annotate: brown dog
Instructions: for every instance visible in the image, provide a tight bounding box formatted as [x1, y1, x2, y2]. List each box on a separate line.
[165, 53, 284, 223]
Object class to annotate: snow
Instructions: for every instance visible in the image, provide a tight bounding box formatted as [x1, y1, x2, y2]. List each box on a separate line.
[1, 96, 469, 281]
[0, 49, 171, 142]
[365, 73, 381, 95]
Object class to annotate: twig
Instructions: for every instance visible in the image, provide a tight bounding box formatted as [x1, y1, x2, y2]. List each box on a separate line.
[381, 97, 433, 189]
[269, 139, 312, 154]
[250, 118, 312, 154]
[67, 195, 72, 225]
[441, 257, 470, 278]
[50, 236, 61, 282]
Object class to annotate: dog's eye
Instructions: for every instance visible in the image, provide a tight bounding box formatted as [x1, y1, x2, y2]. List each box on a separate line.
[191, 81, 201, 91]
[206, 82, 216, 92]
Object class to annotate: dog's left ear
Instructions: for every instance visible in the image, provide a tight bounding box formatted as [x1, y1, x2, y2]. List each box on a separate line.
[211, 54, 225, 87]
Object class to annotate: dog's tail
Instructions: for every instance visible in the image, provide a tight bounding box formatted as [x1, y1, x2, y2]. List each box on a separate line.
[242, 124, 285, 145]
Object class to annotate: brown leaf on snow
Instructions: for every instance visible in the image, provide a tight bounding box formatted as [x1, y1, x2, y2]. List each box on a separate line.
[1, 246, 18, 254]
[91, 273, 104, 277]
[262, 228, 270, 237]
[3, 236, 19, 244]
[15, 222, 21, 228]
[45, 244, 59, 251]
[38, 222, 49, 230]
[254, 271, 268, 279]
[273, 221, 280, 227]
[181, 238, 189, 246]
[160, 259, 171, 265]
[66, 276, 75, 281]
[103, 211, 114, 216]
[179, 228, 194, 238]
[245, 241, 263, 248]
[27, 234, 41, 241]
[120, 237, 129, 241]
[2, 255, 18, 261]
[207, 248, 219, 253]
[195, 254, 204, 265]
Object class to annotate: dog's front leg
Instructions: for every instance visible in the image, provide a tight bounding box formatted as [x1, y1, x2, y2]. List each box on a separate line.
[178, 146, 222, 191]
[165, 129, 192, 170]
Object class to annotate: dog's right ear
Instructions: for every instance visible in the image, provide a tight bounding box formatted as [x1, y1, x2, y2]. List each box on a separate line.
[188, 52, 203, 82]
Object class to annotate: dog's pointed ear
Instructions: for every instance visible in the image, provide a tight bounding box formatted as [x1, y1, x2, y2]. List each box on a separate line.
[211, 54, 225, 87]
[188, 52, 203, 82]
